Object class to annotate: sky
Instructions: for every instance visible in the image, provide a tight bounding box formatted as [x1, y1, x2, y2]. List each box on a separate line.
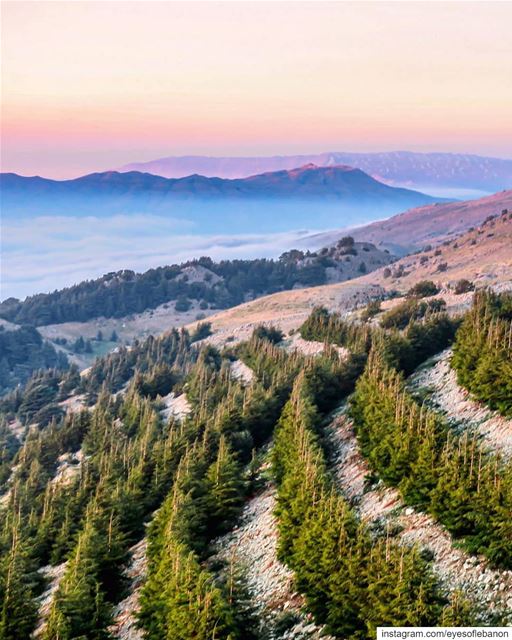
[2, 1, 512, 179]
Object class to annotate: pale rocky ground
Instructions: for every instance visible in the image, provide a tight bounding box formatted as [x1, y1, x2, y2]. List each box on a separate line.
[176, 264, 223, 286]
[408, 348, 512, 458]
[50, 449, 84, 486]
[229, 358, 255, 385]
[282, 332, 349, 359]
[348, 190, 512, 254]
[0, 461, 19, 509]
[58, 393, 87, 415]
[159, 391, 192, 423]
[6, 417, 24, 440]
[110, 539, 147, 640]
[328, 406, 512, 620]
[212, 473, 332, 640]
[358, 212, 512, 292]
[39, 298, 217, 346]
[34, 562, 67, 637]
[189, 282, 385, 350]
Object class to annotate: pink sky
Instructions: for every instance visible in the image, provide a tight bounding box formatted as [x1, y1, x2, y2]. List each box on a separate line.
[1, 1, 511, 179]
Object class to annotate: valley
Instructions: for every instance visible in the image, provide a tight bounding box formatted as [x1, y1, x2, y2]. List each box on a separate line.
[1, 176, 511, 640]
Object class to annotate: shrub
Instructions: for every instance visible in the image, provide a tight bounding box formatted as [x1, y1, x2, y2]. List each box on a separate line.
[191, 322, 212, 342]
[175, 296, 191, 312]
[454, 279, 474, 295]
[252, 325, 284, 344]
[380, 298, 446, 330]
[393, 265, 405, 278]
[337, 236, 355, 248]
[407, 280, 439, 298]
[361, 300, 381, 322]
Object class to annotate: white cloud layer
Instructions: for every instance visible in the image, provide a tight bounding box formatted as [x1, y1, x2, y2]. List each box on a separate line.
[1, 214, 327, 300]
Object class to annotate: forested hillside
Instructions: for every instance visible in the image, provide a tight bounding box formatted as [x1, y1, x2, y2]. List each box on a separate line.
[0, 287, 511, 639]
[452, 290, 512, 416]
[0, 325, 68, 394]
[0, 241, 393, 327]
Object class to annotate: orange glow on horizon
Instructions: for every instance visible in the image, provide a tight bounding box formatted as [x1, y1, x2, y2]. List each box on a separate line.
[1, 1, 511, 178]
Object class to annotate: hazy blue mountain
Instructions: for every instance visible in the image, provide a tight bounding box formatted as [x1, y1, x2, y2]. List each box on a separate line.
[0, 164, 441, 234]
[116, 151, 512, 196]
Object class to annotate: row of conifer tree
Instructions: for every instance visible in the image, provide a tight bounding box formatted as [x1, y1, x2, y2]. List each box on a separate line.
[272, 370, 483, 635]
[350, 349, 512, 569]
[452, 289, 512, 417]
[1, 293, 510, 638]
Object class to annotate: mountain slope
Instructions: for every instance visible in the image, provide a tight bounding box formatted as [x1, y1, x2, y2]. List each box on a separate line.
[358, 208, 512, 290]
[307, 189, 512, 254]
[0, 241, 393, 331]
[2, 226, 511, 638]
[197, 210, 512, 342]
[0, 165, 440, 219]
[352, 189, 512, 253]
[117, 151, 512, 194]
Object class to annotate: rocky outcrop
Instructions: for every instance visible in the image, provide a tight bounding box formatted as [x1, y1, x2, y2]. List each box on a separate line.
[34, 562, 67, 637]
[159, 392, 191, 422]
[51, 449, 84, 486]
[176, 265, 222, 286]
[283, 333, 349, 359]
[58, 393, 87, 415]
[229, 359, 255, 385]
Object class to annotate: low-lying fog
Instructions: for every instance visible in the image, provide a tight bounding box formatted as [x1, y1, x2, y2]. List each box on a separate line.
[1, 213, 340, 300]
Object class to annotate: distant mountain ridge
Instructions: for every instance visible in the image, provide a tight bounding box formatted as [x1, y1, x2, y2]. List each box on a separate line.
[0, 164, 440, 223]
[117, 151, 512, 194]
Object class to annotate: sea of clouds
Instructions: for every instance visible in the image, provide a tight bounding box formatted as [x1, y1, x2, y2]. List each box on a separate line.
[1, 214, 326, 300]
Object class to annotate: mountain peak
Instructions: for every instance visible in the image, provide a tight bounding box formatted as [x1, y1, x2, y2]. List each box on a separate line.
[1, 164, 441, 227]
[288, 163, 356, 174]
[115, 151, 512, 194]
